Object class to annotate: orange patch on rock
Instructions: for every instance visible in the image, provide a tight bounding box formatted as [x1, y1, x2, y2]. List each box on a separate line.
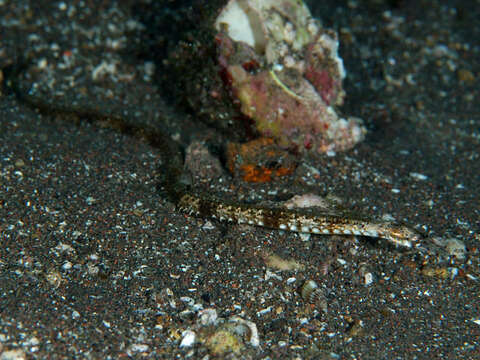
[226, 137, 297, 183]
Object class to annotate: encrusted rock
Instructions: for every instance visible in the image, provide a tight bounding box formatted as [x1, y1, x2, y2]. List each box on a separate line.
[214, 0, 366, 153]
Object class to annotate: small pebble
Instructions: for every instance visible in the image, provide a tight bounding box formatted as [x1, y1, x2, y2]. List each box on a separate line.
[0, 349, 26, 360]
[127, 344, 149, 354]
[409, 172, 428, 180]
[445, 238, 467, 260]
[198, 308, 218, 326]
[257, 306, 272, 317]
[286, 277, 296, 285]
[457, 68, 475, 83]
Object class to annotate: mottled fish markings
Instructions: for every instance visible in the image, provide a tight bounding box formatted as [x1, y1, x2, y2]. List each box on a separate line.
[176, 192, 422, 248]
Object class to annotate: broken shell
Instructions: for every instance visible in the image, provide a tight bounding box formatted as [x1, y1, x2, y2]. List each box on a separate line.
[201, 317, 260, 356]
[358, 263, 375, 286]
[300, 280, 327, 313]
[229, 316, 260, 348]
[300, 280, 319, 301]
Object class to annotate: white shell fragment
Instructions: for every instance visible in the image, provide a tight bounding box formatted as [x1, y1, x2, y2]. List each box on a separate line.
[214, 0, 266, 53]
[180, 330, 196, 348]
[198, 308, 218, 326]
[230, 316, 260, 347]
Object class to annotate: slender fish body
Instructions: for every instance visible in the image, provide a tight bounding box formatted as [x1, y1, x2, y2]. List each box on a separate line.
[177, 193, 421, 248]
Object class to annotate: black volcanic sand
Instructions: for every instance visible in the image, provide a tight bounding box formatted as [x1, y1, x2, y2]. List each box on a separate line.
[0, 0, 479, 358]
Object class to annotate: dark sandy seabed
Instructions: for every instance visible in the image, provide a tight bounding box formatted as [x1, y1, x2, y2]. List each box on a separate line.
[0, 0, 479, 359]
